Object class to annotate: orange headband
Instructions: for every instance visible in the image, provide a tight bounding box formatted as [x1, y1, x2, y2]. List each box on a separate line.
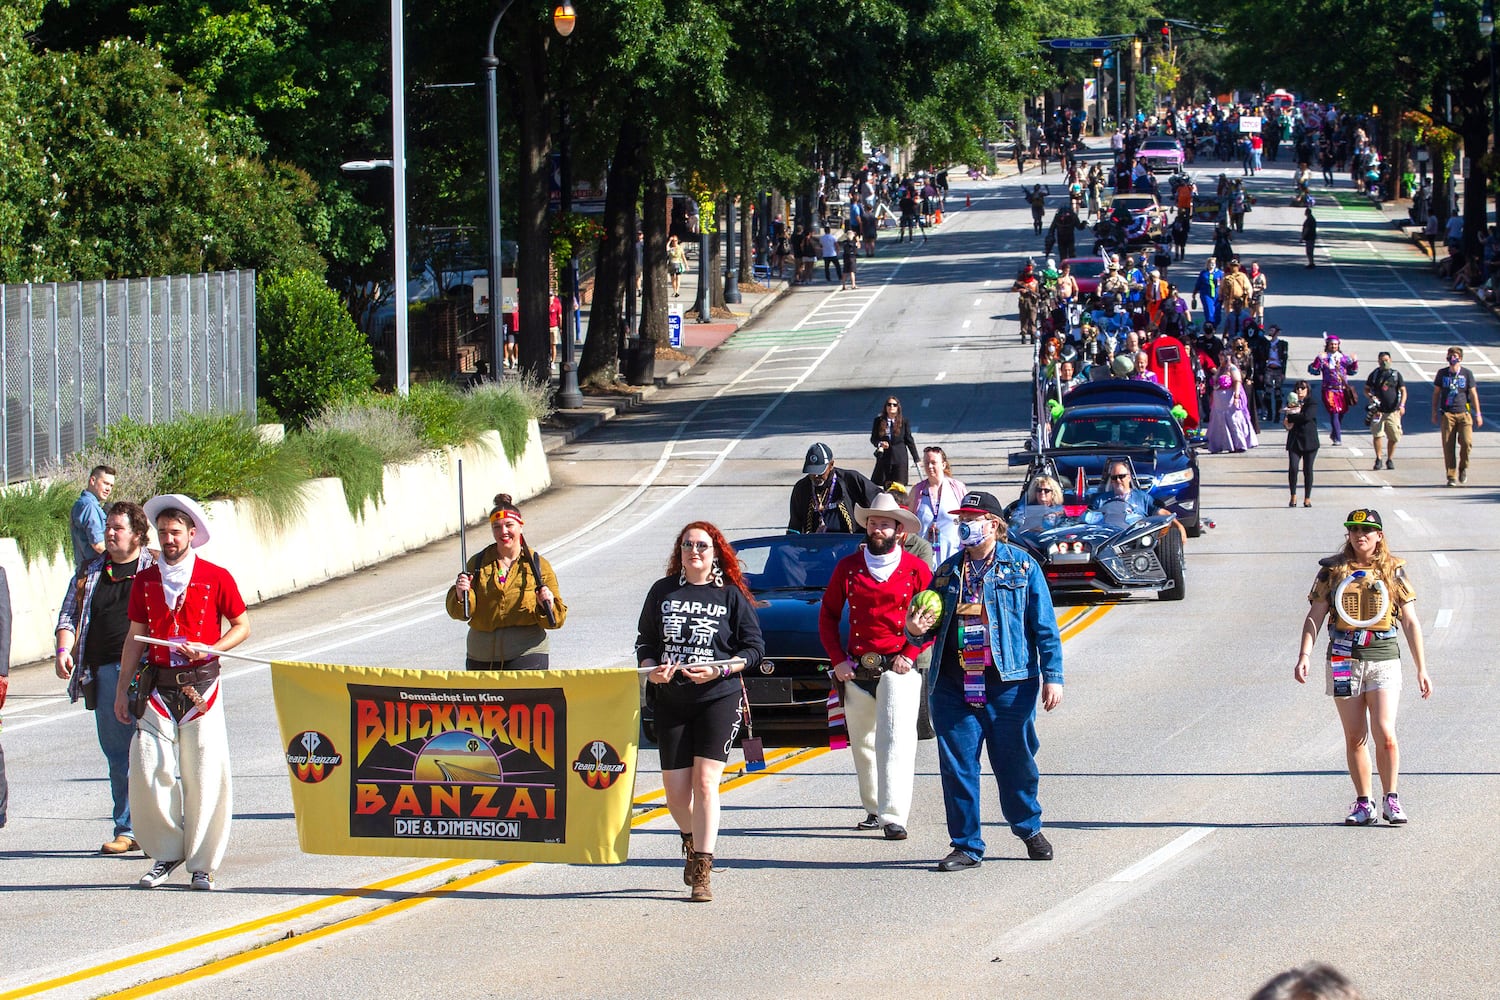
[489, 509, 523, 526]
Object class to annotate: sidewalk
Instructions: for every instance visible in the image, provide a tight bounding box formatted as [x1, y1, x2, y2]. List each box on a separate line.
[542, 258, 792, 449]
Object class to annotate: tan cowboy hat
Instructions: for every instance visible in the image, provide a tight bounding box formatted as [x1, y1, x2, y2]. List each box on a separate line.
[854, 492, 921, 535]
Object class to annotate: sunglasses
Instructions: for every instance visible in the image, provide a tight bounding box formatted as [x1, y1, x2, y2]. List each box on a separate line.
[1347, 525, 1380, 535]
[680, 540, 712, 552]
[1108, 474, 1130, 481]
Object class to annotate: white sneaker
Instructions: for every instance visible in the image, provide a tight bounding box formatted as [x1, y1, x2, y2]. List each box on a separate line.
[138, 859, 183, 888]
[191, 870, 216, 891]
[1382, 794, 1408, 825]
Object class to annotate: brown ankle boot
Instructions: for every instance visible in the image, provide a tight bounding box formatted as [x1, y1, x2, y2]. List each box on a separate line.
[680, 832, 694, 886]
[686, 850, 714, 902]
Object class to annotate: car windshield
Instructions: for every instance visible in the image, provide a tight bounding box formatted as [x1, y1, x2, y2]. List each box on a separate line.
[1142, 140, 1179, 151]
[736, 536, 860, 590]
[1052, 414, 1183, 450]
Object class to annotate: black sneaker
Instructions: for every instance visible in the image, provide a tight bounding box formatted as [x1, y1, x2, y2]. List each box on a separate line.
[1373, 460, 1383, 471]
[137, 859, 183, 888]
[936, 849, 981, 872]
[1385, 459, 1394, 470]
[856, 813, 881, 830]
[883, 823, 908, 841]
[1024, 832, 1054, 861]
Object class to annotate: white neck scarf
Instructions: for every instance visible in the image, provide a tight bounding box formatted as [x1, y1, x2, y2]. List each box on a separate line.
[159, 550, 196, 609]
[863, 546, 900, 582]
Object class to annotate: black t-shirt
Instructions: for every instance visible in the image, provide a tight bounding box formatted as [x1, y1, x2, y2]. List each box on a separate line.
[1366, 367, 1404, 411]
[636, 578, 765, 705]
[82, 560, 139, 668]
[1434, 366, 1477, 413]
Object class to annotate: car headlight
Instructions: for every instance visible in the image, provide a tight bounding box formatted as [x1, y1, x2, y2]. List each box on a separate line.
[1157, 468, 1194, 486]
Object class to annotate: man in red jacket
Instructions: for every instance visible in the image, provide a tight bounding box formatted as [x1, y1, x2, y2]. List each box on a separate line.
[114, 494, 250, 892]
[819, 493, 937, 840]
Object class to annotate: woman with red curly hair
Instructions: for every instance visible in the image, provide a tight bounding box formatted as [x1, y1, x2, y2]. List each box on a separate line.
[637, 522, 764, 903]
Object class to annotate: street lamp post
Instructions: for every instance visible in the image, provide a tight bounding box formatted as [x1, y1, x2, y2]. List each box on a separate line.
[723, 197, 741, 305]
[483, 1, 578, 401]
[1484, 0, 1498, 228]
[553, 5, 582, 410]
[1093, 57, 1103, 136]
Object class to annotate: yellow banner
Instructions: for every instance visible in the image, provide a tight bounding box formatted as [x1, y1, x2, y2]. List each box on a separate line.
[269, 661, 640, 864]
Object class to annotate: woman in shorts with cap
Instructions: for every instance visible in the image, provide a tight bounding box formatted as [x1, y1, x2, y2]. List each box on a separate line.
[638, 522, 765, 902]
[447, 494, 566, 669]
[1294, 508, 1432, 825]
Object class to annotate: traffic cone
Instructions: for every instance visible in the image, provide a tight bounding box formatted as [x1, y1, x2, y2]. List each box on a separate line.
[935, 207, 944, 225]
[965, 194, 972, 208]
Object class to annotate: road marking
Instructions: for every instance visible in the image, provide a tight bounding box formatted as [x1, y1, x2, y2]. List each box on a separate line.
[33, 604, 1117, 997]
[973, 297, 983, 307]
[1346, 445, 1362, 457]
[1354, 471, 1372, 485]
[996, 827, 1215, 954]
[1394, 509, 1413, 522]
[962, 319, 972, 329]
[921, 398, 930, 408]
[1432, 552, 1450, 567]
[936, 372, 947, 381]
[1110, 827, 1216, 882]
[983, 279, 992, 288]
[1434, 608, 1453, 629]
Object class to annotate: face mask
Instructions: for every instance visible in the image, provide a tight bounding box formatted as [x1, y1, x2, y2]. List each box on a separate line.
[958, 519, 991, 548]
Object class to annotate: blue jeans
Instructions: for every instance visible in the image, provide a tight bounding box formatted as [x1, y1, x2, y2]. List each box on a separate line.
[92, 662, 134, 837]
[931, 672, 1042, 859]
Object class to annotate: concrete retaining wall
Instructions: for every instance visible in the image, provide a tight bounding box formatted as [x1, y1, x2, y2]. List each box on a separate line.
[1, 421, 550, 666]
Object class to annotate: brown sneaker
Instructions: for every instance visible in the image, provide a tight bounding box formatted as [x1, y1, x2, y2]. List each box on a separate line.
[101, 835, 139, 855]
[686, 850, 714, 902]
[680, 832, 694, 886]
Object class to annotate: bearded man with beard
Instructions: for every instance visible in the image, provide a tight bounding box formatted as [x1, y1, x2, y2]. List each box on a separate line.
[818, 493, 937, 841]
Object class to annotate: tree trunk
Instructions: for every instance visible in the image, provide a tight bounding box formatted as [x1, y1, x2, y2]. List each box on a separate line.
[514, 24, 554, 386]
[582, 120, 642, 382]
[629, 174, 668, 385]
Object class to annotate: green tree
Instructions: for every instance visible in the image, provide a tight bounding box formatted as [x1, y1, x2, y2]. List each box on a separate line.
[257, 269, 378, 428]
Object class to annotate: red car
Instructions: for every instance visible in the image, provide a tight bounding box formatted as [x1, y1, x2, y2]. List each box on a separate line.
[1062, 256, 1109, 295]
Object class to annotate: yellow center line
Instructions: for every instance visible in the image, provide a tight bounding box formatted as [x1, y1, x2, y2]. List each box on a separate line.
[1, 747, 805, 1000]
[100, 747, 830, 999]
[25, 608, 1118, 999]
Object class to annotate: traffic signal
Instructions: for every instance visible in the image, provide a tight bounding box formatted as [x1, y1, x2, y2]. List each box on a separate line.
[1161, 22, 1172, 43]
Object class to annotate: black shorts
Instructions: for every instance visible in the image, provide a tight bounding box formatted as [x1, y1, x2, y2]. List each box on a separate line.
[655, 690, 743, 770]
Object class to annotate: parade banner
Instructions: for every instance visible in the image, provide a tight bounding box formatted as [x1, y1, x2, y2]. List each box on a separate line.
[270, 661, 639, 864]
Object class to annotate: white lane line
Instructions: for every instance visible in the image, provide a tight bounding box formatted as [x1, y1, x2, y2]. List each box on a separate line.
[1347, 445, 1363, 457]
[921, 398, 930, 408]
[997, 828, 1216, 953]
[1434, 609, 1453, 629]
[973, 297, 982, 307]
[1354, 471, 1372, 485]
[983, 279, 993, 288]
[936, 372, 947, 381]
[950, 344, 959, 353]
[1110, 828, 1216, 883]
[1432, 551, 1450, 567]
[1394, 509, 1413, 522]
[962, 319, 972, 329]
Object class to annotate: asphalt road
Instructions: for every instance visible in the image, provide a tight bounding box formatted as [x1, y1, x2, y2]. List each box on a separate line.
[1, 150, 1497, 1000]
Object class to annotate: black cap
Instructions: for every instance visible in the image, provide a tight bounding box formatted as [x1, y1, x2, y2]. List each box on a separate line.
[948, 490, 1006, 518]
[1344, 508, 1383, 531]
[802, 442, 834, 475]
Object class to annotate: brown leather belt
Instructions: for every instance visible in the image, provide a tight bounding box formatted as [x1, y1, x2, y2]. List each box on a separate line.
[155, 662, 221, 688]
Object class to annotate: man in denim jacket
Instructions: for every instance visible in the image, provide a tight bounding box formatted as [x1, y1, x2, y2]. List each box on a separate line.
[915, 491, 1063, 870]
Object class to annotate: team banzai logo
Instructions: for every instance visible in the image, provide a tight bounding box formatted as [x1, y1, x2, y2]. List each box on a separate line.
[286, 731, 343, 783]
[349, 684, 567, 843]
[571, 739, 626, 790]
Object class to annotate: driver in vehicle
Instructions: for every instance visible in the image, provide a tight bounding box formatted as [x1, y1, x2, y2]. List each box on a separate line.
[1087, 459, 1185, 540]
[1016, 475, 1068, 529]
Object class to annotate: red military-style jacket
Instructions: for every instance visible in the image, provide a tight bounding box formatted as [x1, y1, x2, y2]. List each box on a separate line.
[127, 556, 247, 667]
[819, 549, 934, 665]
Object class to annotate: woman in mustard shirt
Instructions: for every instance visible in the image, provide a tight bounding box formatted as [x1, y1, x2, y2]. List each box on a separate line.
[447, 494, 566, 669]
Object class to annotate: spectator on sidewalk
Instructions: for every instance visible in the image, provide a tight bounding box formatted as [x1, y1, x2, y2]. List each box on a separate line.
[71, 465, 115, 573]
[820, 227, 842, 283]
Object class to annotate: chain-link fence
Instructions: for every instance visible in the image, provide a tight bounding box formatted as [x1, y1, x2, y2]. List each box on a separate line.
[1, 270, 256, 483]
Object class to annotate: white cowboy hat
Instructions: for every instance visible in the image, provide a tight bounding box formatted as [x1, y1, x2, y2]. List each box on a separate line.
[854, 492, 921, 535]
[143, 493, 212, 547]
